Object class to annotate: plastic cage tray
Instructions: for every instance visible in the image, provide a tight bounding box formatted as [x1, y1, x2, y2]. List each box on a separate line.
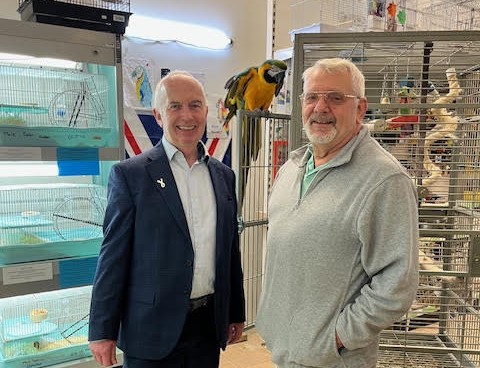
[17, 0, 131, 34]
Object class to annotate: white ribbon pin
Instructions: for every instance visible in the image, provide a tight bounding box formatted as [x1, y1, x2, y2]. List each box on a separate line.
[156, 178, 166, 188]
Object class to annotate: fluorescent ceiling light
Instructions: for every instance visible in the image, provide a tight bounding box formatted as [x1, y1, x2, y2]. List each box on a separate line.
[125, 15, 233, 50]
[0, 53, 78, 69]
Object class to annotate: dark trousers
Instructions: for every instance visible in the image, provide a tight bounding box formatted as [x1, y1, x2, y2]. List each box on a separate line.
[123, 299, 219, 368]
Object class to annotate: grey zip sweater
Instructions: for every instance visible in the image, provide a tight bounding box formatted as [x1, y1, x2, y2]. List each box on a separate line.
[256, 126, 419, 368]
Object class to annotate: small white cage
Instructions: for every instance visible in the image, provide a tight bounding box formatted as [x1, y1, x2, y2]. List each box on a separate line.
[0, 183, 106, 265]
[0, 286, 92, 368]
[0, 64, 108, 129]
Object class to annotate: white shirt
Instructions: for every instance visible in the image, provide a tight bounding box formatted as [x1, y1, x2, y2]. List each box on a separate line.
[162, 137, 217, 299]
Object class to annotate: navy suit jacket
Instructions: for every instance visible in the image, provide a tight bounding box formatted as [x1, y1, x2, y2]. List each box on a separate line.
[88, 142, 245, 360]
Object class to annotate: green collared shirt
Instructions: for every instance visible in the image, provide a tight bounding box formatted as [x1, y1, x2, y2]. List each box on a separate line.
[301, 145, 331, 198]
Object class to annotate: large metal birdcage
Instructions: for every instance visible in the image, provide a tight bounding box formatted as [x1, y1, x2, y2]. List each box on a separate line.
[233, 110, 291, 327]
[291, 30, 480, 367]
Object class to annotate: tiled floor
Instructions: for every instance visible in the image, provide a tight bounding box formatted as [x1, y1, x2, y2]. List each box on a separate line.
[220, 329, 275, 368]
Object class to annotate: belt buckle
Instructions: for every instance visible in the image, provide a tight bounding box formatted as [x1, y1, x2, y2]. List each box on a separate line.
[189, 295, 210, 312]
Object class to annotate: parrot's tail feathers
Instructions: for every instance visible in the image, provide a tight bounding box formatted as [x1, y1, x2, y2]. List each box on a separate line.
[222, 119, 230, 132]
[224, 110, 236, 126]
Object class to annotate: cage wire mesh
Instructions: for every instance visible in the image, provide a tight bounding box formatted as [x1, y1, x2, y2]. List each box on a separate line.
[290, 0, 369, 33]
[234, 110, 291, 327]
[291, 30, 480, 367]
[416, 0, 480, 31]
[0, 286, 92, 362]
[289, 0, 480, 33]
[0, 63, 108, 129]
[0, 183, 106, 264]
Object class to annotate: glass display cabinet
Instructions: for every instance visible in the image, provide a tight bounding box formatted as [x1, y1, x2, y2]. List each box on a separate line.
[0, 17, 124, 367]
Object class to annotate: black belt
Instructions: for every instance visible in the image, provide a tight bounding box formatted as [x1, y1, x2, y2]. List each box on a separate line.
[189, 294, 213, 312]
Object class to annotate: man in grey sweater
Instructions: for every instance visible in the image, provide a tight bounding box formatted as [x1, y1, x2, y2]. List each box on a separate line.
[256, 58, 419, 368]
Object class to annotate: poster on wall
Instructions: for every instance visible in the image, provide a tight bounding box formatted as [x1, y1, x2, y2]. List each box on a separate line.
[123, 57, 158, 109]
[208, 94, 229, 140]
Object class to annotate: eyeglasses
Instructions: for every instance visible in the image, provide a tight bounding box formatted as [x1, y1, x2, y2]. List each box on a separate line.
[299, 91, 358, 106]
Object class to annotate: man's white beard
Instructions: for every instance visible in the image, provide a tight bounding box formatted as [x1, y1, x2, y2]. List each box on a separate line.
[304, 124, 337, 145]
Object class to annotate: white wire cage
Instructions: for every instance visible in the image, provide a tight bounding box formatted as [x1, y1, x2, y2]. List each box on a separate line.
[233, 110, 291, 327]
[0, 286, 92, 368]
[289, 0, 480, 34]
[0, 64, 108, 129]
[0, 183, 106, 265]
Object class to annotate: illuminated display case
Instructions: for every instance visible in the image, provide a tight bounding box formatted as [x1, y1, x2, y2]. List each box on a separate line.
[0, 15, 124, 368]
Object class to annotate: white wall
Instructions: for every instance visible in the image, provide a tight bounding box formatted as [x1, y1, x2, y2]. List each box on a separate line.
[0, 1, 19, 19]
[127, 0, 268, 102]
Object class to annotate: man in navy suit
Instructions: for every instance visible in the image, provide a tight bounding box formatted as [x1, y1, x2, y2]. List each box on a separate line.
[89, 71, 245, 368]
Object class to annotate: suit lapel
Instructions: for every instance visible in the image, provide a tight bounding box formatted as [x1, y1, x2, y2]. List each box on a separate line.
[208, 160, 229, 261]
[145, 144, 191, 241]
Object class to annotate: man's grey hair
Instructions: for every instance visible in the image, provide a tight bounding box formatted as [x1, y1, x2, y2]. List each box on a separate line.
[302, 58, 365, 98]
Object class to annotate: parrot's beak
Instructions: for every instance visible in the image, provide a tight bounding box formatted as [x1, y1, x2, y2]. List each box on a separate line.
[267, 66, 286, 82]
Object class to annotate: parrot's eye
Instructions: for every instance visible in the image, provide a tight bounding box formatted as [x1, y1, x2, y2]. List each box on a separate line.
[300, 91, 357, 106]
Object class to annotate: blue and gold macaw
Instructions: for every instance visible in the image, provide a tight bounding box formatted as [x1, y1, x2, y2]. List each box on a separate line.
[131, 65, 153, 108]
[224, 59, 287, 128]
[223, 59, 287, 208]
